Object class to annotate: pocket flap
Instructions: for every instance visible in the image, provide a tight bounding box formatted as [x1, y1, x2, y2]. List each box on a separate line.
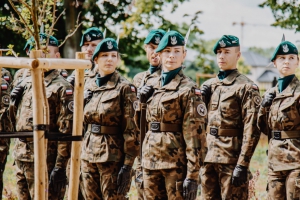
[279, 98, 295, 111]
[161, 93, 179, 103]
[101, 91, 119, 102]
[220, 91, 235, 101]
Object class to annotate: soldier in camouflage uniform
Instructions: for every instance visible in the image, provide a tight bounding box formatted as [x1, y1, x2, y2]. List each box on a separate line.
[12, 34, 68, 88]
[80, 38, 139, 200]
[0, 78, 13, 198]
[67, 27, 104, 86]
[139, 30, 206, 200]
[257, 39, 300, 200]
[200, 35, 261, 200]
[132, 28, 166, 200]
[10, 69, 74, 200]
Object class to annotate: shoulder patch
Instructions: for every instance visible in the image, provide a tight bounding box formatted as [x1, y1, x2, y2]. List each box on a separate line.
[195, 89, 201, 95]
[66, 88, 73, 95]
[1, 84, 8, 90]
[197, 103, 207, 116]
[3, 76, 9, 81]
[130, 85, 136, 92]
[68, 101, 74, 112]
[61, 71, 68, 77]
[252, 84, 259, 90]
[2, 95, 10, 105]
[253, 96, 261, 106]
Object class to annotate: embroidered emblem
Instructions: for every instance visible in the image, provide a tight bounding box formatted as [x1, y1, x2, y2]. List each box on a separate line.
[92, 34, 96, 37]
[282, 44, 289, 53]
[61, 72, 68, 77]
[232, 40, 237, 44]
[219, 40, 226, 47]
[133, 100, 139, 111]
[197, 104, 207, 116]
[85, 34, 91, 41]
[1, 84, 7, 90]
[170, 36, 177, 45]
[68, 101, 74, 112]
[155, 36, 160, 44]
[252, 84, 259, 90]
[195, 89, 201, 95]
[254, 96, 261, 106]
[2, 95, 10, 105]
[97, 33, 102, 38]
[3, 76, 9, 81]
[131, 86, 136, 92]
[107, 41, 113, 49]
[66, 89, 73, 95]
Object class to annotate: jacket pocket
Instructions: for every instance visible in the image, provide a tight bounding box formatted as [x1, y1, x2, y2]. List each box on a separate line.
[161, 93, 181, 122]
[294, 178, 300, 198]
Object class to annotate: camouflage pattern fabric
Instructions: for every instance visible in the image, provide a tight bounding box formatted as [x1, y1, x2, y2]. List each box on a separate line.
[12, 70, 74, 199]
[1, 68, 13, 87]
[143, 167, 185, 200]
[80, 71, 139, 198]
[200, 163, 249, 200]
[15, 160, 34, 200]
[132, 67, 161, 200]
[69, 65, 98, 85]
[258, 76, 300, 172]
[141, 69, 206, 199]
[267, 168, 300, 200]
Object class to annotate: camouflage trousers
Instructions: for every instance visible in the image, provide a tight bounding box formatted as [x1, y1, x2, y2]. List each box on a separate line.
[66, 159, 86, 200]
[143, 167, 186, 200]
[201, 163, 249, 200]
[80, 160, 125, 200]
[0, 138, 10, 199]
[134, 157, 144, 200]
[15, 160, 34, 200]
[267, 168, 300, 200]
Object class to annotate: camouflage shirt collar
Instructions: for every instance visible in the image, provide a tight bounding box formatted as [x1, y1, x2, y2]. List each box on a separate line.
[275, 76, 299, 98]
[216, 69, 239, 85]
[44, 70, 60, 86]
[92, 70, 120, 90]
[155, 68, 184, 91]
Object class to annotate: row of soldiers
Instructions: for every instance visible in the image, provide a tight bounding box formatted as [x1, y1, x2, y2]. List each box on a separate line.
[0, 26, 299, 200]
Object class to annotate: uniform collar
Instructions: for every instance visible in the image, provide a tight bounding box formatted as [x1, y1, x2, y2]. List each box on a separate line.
[154, 68, 185, 91]
[275, 76, 299, 98]
[215, 69, 240, 85]
[149, 65, 160, 74]
[91, 71, 120, 91]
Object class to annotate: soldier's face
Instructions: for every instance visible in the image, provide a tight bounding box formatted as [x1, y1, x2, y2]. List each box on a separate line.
[274, 54, 299, 77]
[145, 43, 160, 66]
[41, 46, 60, 58]
[94, 51, 119, 76]
[216, 47, 240, 70]
[160, 46, 186, 71]
[81, 40, 102, 59]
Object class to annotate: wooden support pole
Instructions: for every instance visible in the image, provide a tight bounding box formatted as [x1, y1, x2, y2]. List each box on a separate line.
[30, 50, 47, 200]
[0, 57, 35, 69]
[67, 52, 85, 199]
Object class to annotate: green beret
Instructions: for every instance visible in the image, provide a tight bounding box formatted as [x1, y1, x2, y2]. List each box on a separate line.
[23, 33, 59, 51]
[92, 38, 119, 61]
[155, 30, 185, 53]
[271, 41, 298, 61]
[144, 29, 166, 45]
[213, 35, 240, 54]
[80, 27, 104, 47]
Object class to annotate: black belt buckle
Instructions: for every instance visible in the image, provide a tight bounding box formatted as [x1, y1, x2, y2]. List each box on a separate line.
[91, 124, 101, 133]
[150, 122, 160, 132]
[273, 131, 281, 140]
[210, 127, 218, 136]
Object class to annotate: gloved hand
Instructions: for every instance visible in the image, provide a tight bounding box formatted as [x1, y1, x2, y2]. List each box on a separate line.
[84, 90, 93, 102]
[10, 85, 24, 104]
[49, 167, 67, 193]
[200, 84, 211, 104]
[140, 85, 154, 103]
[117, 165, 132, 195]
[231, 165, 248, 187]
[183, 178, 198, 200]
[66, 74, 75, 86]
[261, 92, 275, 107]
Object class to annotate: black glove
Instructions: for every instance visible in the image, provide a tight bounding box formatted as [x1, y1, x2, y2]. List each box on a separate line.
[200, 84, 211, 105]
[140, 85, 154, 103]
[183, 178, 198, 200]
[84, 90, 93, 102]
[231, 165, 248, 187]
[49, 167, 67, 193]
[66, 74, 75, 86]
[117, 165, 132, 195]
[261, 92, 275, 107]
[10, 85, 24, 104]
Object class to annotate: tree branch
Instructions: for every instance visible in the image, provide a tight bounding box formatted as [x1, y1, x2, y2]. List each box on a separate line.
[58, 22, 83, 48]
[32, 0, 41, 49]
[0, 49, 18, 58]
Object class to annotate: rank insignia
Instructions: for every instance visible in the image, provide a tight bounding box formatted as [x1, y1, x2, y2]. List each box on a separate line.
[197, 104, 207, 116]
[68, 101, 74, 112]
[2, 95, 10, 105]
[171, 36, 177, 45]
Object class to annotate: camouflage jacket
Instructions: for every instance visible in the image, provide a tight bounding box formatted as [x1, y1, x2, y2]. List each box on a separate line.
[0, 79, 13, 163]
[142, 69, 206, 180]
[81, 71, 139, 166]
[201, 70, 261, 167]
[258, 76, 300, 171]
[70, 64, 97, 85]
[132, 67, 161, 89]
[1, 68, 13, 86]
[13, 70, 73, 169]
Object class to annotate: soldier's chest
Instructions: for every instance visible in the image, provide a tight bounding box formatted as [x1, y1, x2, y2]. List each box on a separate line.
[148, 91, 181, 116]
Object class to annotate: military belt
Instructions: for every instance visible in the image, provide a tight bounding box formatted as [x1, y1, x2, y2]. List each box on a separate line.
[19, 138, 34, 142]
[272, 130, 300, 140]
[149, 122, 182, 132]
[87, 124, 120, 135]
[206, 126, 241, 137]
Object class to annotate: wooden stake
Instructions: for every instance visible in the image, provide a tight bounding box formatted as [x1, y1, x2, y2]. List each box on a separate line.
[30, 50, 46, 200]
[67, 52, 85, 199]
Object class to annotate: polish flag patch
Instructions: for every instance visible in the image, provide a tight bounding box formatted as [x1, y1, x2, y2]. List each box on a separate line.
[1, 84, 7, 90]
[131, 86, 136, 92]
[195, 89, 201, 95]
[66, 89, 73, 95]
[61, 72, 68, 77]
[3, 76, 9, 81]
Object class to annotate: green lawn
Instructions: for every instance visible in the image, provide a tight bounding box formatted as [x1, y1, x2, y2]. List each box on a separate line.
[2, 136, 268, 200]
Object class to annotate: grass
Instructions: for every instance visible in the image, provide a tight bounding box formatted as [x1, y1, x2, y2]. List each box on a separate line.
[2, 136, 268, 200]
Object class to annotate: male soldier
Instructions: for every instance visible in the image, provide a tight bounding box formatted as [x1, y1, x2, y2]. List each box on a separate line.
[132, 28, 166, 200]
[11, 34, 68, 88]
[10, 57, 74, 199]
[67, 27, 104, 86]
[200, 35, 261, 199]
[0, 78, 13, 198]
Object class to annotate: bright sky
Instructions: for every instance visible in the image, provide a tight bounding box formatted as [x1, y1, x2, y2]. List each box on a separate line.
[163, 0, 300, 48]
